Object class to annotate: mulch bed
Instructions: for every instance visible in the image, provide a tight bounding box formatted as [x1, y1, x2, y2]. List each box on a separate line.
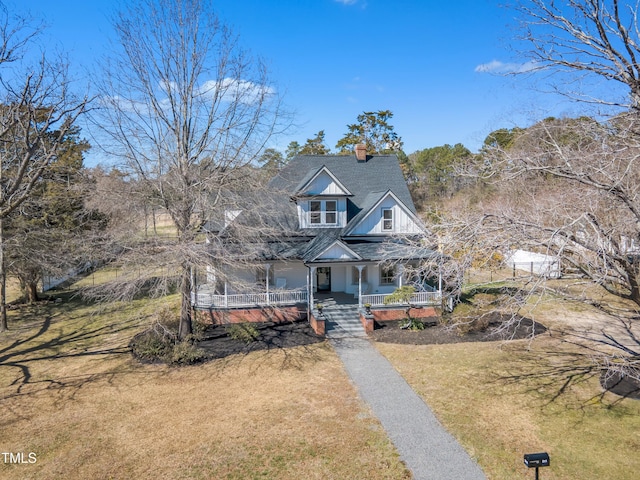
[195, 313, 546, 359]
[369, 313, 547, 345]
[197, 320, 324, 359]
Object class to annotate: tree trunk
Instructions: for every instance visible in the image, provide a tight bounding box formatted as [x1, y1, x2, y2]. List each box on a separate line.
[0, 218, 7, 332]
[178, 264, 193, 340]
[25, 281, 39, 304]
[152, 207, 157, 236]
[628, 274, 640, 308]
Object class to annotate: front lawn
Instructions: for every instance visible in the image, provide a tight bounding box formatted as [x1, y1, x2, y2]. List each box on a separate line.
[375, 284, 640, 480]
[0, 293, 409, 479]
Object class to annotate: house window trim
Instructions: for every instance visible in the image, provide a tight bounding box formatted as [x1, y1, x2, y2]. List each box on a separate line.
[255, 266, 274, 286]
[309, 199, 338, 226]
[382, 208, 394, 231]
[380, 264, 396, 286]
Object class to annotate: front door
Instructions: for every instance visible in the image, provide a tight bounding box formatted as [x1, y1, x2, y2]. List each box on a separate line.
[317, 267, 331, 292]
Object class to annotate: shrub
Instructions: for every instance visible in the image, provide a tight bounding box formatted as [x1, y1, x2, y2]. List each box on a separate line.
[130, 306, 208, 365]
[170, 340, 206, 365]
[400, 317, 426, 331]
[226, 323, 260, 343]
[130, 329, 173, 362]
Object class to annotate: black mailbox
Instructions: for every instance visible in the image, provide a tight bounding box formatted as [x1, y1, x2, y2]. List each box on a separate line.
[524, 452, 550, 468]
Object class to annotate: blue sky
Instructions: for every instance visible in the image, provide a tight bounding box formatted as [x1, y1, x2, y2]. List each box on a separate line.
[18, 0, 581, 163]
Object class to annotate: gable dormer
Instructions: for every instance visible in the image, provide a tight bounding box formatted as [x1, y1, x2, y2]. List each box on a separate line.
[294, 166, 352, 197]
[344, 190, 424, 236]
[294, 166, 351, 229]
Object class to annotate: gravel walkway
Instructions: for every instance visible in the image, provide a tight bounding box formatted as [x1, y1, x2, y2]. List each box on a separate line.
[331, 336, 486, 480]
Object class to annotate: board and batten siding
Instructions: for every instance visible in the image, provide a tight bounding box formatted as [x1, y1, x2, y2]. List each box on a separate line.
[297, 198, 347, 228]
[303, 171, 348, 195]
[349, 196, 422, 235]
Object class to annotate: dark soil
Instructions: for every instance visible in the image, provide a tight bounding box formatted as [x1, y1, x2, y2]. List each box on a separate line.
[194, 313, 546, 360]
[369, 313, 547, 345]
[197, 320, 324, 359]
[600, 371, 640, 400]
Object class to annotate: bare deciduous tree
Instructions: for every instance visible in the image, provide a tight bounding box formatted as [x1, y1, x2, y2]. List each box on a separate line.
[92, 0, 288, 340]
[516, 0, 640, 110]
[0, 4, 89, 331]
[455, 115, 640, 378]
[416, 1, 640, 380]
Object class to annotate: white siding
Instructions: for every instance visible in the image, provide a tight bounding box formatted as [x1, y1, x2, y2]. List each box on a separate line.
[298, 198, 347, 228]
[349, 196, 422, 235]
[271, 261, 308, 289]
[345, 265, 371, 295]
[304, 171, 348, 195]
[225, 266, 258, 293]
[331, 266, 347, 292]
[218, 261, 308, 291]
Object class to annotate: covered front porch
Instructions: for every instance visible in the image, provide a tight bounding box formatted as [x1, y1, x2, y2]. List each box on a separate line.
[191, 260, 444, 311]
[307, 262, 443, 310]
[191, 286, 307, 309]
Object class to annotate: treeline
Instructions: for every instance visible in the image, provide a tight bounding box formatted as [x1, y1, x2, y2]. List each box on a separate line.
[258, 109, 519, 212]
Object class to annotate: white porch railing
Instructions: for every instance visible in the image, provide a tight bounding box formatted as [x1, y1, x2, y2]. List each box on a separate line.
[361, 291, 442, 307]
[191, 289, 307, 309]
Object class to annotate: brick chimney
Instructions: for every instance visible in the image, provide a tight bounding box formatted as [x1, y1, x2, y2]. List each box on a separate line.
[355, 143, 367, 161]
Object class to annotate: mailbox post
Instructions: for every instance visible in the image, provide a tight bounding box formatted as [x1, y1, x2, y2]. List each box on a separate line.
[524, 452, 550, 480]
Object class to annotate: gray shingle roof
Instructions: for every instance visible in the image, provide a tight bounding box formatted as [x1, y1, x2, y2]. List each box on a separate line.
[254, 153, 433, 263]
[270, 154, 416, 222]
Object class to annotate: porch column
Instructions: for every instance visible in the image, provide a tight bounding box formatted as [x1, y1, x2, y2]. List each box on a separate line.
[438, 260, 444, 308]
[265, 263, 272, 305]
[224, 280, 228, 308]
[398, 264, 404, 287]
[357, 265, 365, 309]
[190, 266, 196, 308]
[309, 266, 316, 311]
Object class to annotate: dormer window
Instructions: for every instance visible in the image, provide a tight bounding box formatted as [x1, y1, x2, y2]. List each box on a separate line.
[382, 208, 393, 231]
[310, 200, 337, 225]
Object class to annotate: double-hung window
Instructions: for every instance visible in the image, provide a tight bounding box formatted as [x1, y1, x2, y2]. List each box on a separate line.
[309, 200, 337, 225]
[325, 200, 337, 224]
[310, 201, 322, 224]
[382, 208, 393, 231]
[380, 265, 396, 285]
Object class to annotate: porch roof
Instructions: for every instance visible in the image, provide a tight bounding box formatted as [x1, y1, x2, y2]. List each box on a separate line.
[305, 239, 439, 264]
[251, 234, 440, 264]
[211, 232, 440, 267]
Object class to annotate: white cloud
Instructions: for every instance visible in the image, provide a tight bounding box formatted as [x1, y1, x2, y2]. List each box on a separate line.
[335, 0, 359, 4]
[199, 78, 275, 104]
[475, 59, 539, 74]
[104, 77, 275, 115]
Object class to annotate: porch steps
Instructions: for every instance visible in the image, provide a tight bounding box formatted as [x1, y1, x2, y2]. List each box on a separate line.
[323, 304, 366, 338]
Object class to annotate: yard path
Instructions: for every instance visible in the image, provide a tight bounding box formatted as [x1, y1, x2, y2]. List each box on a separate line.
[331, 336, 486, 480]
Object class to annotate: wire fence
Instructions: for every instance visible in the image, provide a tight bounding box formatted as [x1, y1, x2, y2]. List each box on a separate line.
[43, 265, 182, 291]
